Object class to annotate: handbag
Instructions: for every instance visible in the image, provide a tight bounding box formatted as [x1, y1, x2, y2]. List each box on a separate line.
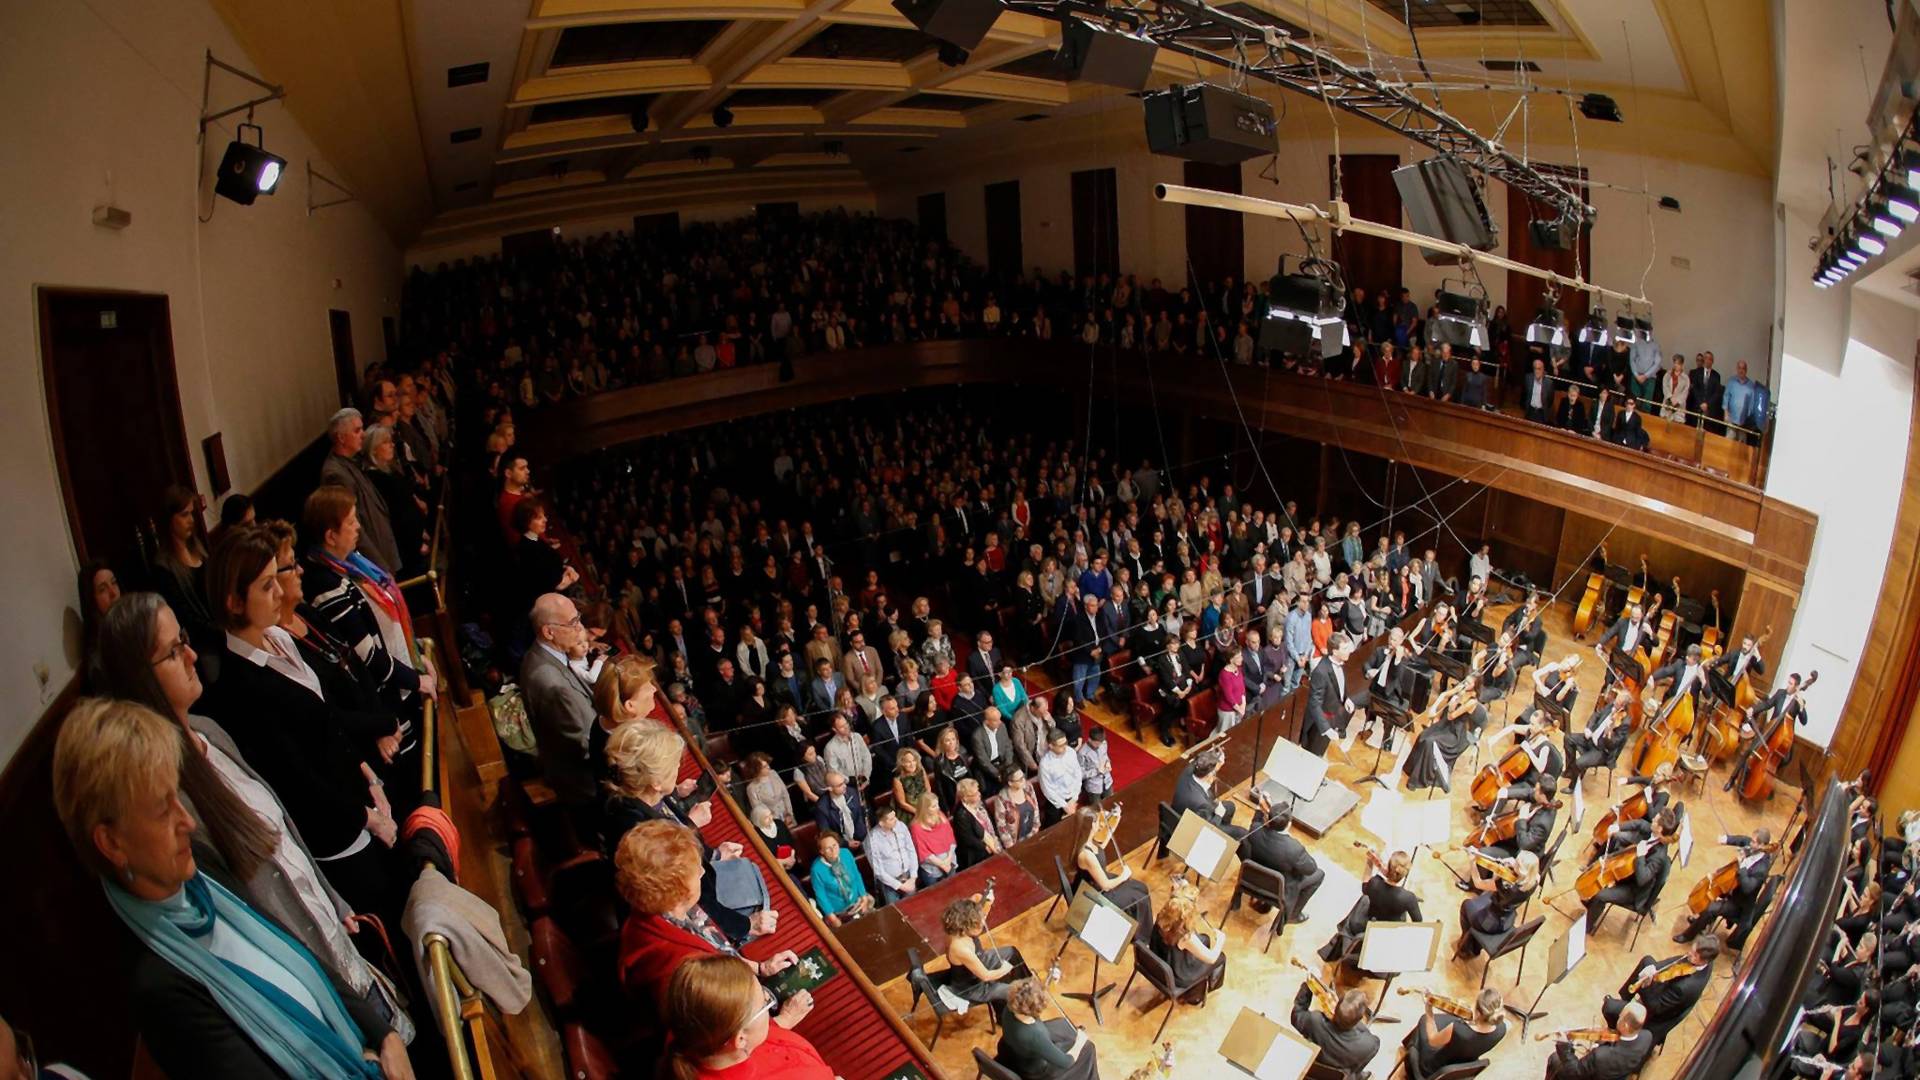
[488, 682, 536, 754]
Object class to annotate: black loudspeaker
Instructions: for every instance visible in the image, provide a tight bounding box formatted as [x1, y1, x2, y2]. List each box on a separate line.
[892, 0, 1003, 51]
[1393, 156, 1498, 264]
[1143, 83, 1276, 165]
[1257, 311, 1314, 356]
[1056, 18, 1156, 89]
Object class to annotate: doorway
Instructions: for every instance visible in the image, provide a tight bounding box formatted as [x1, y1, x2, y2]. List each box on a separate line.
[38, 289, 195, 572]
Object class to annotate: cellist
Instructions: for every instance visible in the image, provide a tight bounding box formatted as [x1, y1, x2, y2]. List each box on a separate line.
[1486, 779, 1559, 861]
[1594, 602, 1654, 693]
[1584, 809, 1678, 932]
[1647, 644, 1710, 728]
[1675, 829, 1772, 944]
[1603, 934, 1719, 1043]
[1595, 764, 1680, 855]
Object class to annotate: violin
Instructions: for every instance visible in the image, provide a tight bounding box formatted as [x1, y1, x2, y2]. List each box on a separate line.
[1469, 848, 1522, 884]
[1091, 803, 1125, 847]
[1290, 957, 1338, 1015]
[1396, 985, 1476, 1019]
[1535, 1026, 1621, 1045]
[1626, 957, 1703, 994]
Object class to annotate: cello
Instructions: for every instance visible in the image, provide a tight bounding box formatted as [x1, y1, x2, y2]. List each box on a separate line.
[1470, 742, 1537, 811]
[1698, 590, 1724, 662]
[1572, 542, 1609, 640]
[1738, 670, 1819, 802]
[1590, 788, 1653, 847]
[1650, 577, 1682, 668]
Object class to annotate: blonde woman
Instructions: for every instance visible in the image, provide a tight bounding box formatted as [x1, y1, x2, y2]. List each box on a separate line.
[911, 792, 959, 884]
[602, 722, 721, 856]
[1661, 354, 1691, 421]
[891, 745, 930, 813]
[592, 654, 666, 762]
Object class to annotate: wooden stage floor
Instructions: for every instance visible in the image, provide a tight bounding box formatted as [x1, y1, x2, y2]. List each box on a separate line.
[850, 604, 1801, 1080]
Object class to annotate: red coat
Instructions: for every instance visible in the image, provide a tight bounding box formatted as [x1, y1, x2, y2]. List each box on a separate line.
[620, 913, 772, 1013]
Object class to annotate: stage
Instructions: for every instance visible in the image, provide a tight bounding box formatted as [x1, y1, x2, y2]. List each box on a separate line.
[850, 602, 1801, 1080]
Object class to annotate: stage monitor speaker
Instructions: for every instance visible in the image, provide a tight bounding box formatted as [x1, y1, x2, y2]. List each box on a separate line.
[1143, 83, 1276, 165]
[892, 0, 1003, 51]
[1056, 19, 1156, 89]
[1394, 156, 1498, 265]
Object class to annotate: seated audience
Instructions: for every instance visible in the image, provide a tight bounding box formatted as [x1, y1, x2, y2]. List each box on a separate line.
[662, 955, 833, 1079]
[910, 793, 959, 885]
[809, 831, 872, 925]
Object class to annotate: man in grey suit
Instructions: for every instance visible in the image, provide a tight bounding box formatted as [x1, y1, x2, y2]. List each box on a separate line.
[318, 407, 401, 573]
[521, 593, 598, 833]
[969, 706, 1017, 798]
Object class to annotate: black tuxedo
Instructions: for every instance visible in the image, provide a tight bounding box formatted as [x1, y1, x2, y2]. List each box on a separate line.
[1239, 826, 1323, 919]
[1680, 845, 1770, 941]
[1549, 1028, 1652, 1080]
[1305, 656, 1363, 756]
[1605, 405, 1650, 450]
[1173, 761, 1261, 840]
[1585, 843, 1670, 929]
[1603, 953, 1711, 1041]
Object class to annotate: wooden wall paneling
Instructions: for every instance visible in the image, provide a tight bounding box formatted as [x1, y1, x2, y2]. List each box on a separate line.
[1483, 489, 1563, 590]
[1330, 155, 1403, 300]
[1070, 167, 1120, 279]
[1553, 516, 1748, 629]
[1183, 160, 1244, 289]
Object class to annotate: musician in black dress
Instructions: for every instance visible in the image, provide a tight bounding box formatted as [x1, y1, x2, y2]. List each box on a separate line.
[1603, 935, 1718, 1044]
[1067, 807, 1153, 946]
[1477, 631, 1521, 704]
[1321, 849, 1422, 966]
[1149, 889, 1225, 1001]
[994, 978, 1099, 1080]
[1407, 987, 1508, 1076]
[1455, 851, 1539, 960]
[1405, 676, 1484, 793]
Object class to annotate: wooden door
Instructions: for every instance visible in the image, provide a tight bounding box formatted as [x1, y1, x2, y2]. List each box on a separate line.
[38, 288, 193, 570]
[1183, 160, 1245, 291]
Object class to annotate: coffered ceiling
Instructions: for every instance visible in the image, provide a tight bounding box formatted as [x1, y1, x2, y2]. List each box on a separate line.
[208, 0, 1774, 244]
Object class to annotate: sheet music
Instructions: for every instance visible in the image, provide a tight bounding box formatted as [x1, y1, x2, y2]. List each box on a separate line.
[1080, 898, 1132, 963]
[1679, 810, 1695, 867]
[1397, 801, 1452, 852]
[1571, 776, 1586, 828]
[1360, 788, 1403, 848]
[1254, 1031, 1318, 1080]
[1564, 917, 1587, 974]
[1303, 860, 1363, 925]
[1383, 729, 1413, 787]
[1262, 737, 1329, 799]
[1358, 922, 1440, 973]
[1187, 822, 1231, 878]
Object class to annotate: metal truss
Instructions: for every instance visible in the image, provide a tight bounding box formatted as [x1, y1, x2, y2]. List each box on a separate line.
[1006, 0, 1597, 227]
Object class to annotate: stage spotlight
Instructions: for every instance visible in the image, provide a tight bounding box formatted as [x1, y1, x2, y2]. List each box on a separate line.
[1853, 230, 1887, 258]
[213, 123, 286, 206]
[1577, 309, 1610, 347]
[1871, 197, 1905, 237]
[1259, 261, 1348, 359]
[1613, 313, 1642, 345]
[712, 106, 734, 129]
[1524, 302, 1568, 348]
[1578, 93, 1623, 122]
[1899, 149, 1920, 190]
[1427, 285, 1489, 350]
[1884, 184, 1920, 222]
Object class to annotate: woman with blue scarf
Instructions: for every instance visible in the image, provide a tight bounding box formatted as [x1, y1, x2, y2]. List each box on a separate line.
[52, 698, 411, 1078]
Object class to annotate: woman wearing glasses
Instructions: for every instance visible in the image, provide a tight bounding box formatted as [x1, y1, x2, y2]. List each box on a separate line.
[663, 955, 836, 1080]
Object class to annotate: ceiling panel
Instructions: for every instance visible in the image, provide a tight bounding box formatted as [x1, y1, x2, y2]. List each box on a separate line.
[1358, 0, 1550, 28]
[528, 92, 659, 125]
[790, 23, 940, 61]
[549, 20, 729, 66]
[994, 50, 1071, 82]
[896, 92, 990, 111]
[724, 86, 841, 107]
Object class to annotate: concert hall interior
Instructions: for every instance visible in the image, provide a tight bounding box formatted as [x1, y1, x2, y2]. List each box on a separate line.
[10, 2, 1920, 1080]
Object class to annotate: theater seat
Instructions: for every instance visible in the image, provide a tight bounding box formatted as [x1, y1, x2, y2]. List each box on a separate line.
[1131, 674, 1161, 735]
[1184, 687, 1217, 745]
[562, 1022, 619, 1080]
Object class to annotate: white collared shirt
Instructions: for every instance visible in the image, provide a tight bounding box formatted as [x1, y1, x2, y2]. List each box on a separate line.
[226, 627, 323, 701]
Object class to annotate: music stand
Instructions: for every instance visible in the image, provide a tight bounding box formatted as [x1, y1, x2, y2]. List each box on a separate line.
[1427, 651, 1468, 687]
[1059, 883, 1131, 1024]
[1357, 697, 1412, 790]
[1356, 920, 1443, 1022]
[1459, 618, 1494, 646]
[1509, 916, 1587, 1035]
[1169, 809, 1242, 886]
[1256, 735, 1329, 807]
[1220, 1006, 1321, 1080]
[1532, 689, 1571, 731]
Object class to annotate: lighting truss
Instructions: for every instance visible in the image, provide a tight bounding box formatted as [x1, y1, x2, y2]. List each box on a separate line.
[1004, 0, 1596, 227]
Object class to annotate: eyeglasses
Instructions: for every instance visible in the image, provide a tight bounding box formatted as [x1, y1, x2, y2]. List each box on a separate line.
[151, 634, 192, 668]
[544, 616, 585, 630]
[746, 984, 778, 1027]
[275, 561, 303, 577]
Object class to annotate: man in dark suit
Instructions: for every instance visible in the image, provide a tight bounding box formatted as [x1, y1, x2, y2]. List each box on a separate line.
[1064, 592, 1107, 706]
[1585, 809, 1676, 931]
[1151, 644, 1197, 747]
[868, 695, 913, 783]
[1430, 342, 1460, 402]
[1648, 645, 1708, 727]
[967, 630, 1004, 683]
[1565, 687, 1634, 790]
[1603, 936, 1718, 1044]
[806, 657, 844, 717]
[1710, 634, 1767, 693]
[1487, 779, 1559, 860]
[1555, 384, 1593, 434]
[1548, 1000, 1653, 1080]
[969, 706, 1017, 797]
[1305, 636, 1364, 756]
[1173, 748, 1267, 840]
[521, 593, 599, 833]
[1238, 807, 1323, 923]
[812, 770, 869, 848]
[1687, 353, 1724, 432]
[1676, 833, 1771, 943]
[1502, 592, 1548, 659]
[1593, 603, 1651, 683]
[1604, 394, 1650, 451]
[1290, 982, 1380, 1075]
[1522, 357, 1553, 424]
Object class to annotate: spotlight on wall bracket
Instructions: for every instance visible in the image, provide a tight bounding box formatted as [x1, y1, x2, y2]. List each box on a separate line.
[214, 122, 286, 206]
[1578, 93, 1623, 122]
[1524, 294, 1568, 348]
[1577, 308, 1611, 347]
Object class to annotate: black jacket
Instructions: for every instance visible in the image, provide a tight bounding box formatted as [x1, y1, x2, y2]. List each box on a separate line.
[1306, 657, 1350, 739]
[1291, 984, 1380, 1072]
[1363, 875, 1424, 922]
[1618, 953, 1712, 1023]
[1551, 1028, 1653, 1079]
[1173, 765, 1234, 829]
[1241, 827, 1317, 880]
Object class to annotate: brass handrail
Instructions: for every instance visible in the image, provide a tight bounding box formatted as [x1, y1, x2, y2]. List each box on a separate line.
[424, 934, 477, 1080]
[418, 639, 438, 797]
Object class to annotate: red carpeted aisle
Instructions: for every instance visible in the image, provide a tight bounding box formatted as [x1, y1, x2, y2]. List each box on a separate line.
[1098, 720, 1163, 792]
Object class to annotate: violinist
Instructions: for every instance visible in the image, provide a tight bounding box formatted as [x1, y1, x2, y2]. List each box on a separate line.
[1454, 851, 1540, 960]
[1363, 627, 1413, 710]
[1237, 805, 1323, 924]
[1675, 829, 1771, 944]
[1476, 630, 1521, 704]
[1319, 849, 1420, 967]
[1522, 654, 1582, 719]
[1584, 809, 1677, 932]
[1174, 748, 1269, 840]
[1603, 934, 1718, 1044]
[1545, 1000, 1653, 1080]
[1068, 807, 1154, 946]
[1289, 973, 1379, 1074]
[1487, 779, 1558, 860]
[1455, 575, 1489, 627]
[1564, 686, 1634, 791]
[1405, 676, 1484, 793]
[1501, 591, 1548, 659]
[1406, 987, 1508, 1076]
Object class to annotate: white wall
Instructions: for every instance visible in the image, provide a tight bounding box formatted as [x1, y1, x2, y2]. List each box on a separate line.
[0, 0, 402, 756]
[405, 194, 879, 269]
[873, 115, 1776, 368]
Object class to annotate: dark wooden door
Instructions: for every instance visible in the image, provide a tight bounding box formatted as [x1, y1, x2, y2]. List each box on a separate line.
[1331, 154, 1403, 300]
[1506, 167, 1592, 347]
[985, 180, 1022, 278]
[1183, 160, 1244, 291]
[39, 289, 193, 570]
[917, 191, 948, 243]
[330, 308, 357, 407]
[1071, 167, 1120, 278]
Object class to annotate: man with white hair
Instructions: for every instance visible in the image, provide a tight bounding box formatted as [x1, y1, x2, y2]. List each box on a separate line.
[522, 593, 598, 831]
[318, 406, 401, 572]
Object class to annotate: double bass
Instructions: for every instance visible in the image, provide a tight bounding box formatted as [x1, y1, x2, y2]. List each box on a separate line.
[1698, 590, 1724, 662]
[1738, 670, 1820, 802]
[1731, 624, 1776, 713]
[1650, 577, 1682, 668]
[1572, 542, 1610, 639]
[1628, 647, 1697, 777]
[1699, 623, 1769, 763]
